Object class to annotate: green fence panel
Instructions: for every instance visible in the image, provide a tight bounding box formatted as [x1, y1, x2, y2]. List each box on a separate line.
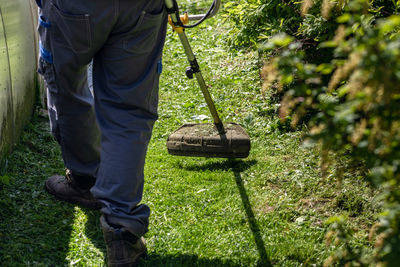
[0, 0, 40, 167]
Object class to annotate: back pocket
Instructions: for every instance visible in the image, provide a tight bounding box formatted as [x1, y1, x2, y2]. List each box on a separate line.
[123, 9, 165, 55]
[50, 2, 91, 54]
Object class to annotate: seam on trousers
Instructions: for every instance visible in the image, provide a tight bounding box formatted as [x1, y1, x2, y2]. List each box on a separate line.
[58, 120, 72, 171]
[114, 0, 119, 19]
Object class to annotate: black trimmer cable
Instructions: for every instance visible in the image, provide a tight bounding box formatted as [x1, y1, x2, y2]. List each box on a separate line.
[171, 0, 217, 28]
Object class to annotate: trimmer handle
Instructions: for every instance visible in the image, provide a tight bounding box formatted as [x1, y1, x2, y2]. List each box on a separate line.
[187, 0, 221, 21]
[164, 0, 226, 134]
[165, 0, 221, 23]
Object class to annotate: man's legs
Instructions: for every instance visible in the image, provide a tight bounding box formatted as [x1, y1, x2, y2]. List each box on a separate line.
[38, 0, 167, 265]
[90, 0, 167, 238]
[38, 0, 107, 208]
[90, 1, 167, 265]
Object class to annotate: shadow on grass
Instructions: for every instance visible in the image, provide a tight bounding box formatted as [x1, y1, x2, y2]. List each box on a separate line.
[233, 170, 272, 267]
[230, 160, 272, 267]
[0, 117, 76, 266]
[84, 211, 264, 267]
[85, 209, 106, 255]
[0, 178, 76, 266]
[180, 159, 257, 172]
[140, 253, 244, 266]
[180, 159, 272, 267]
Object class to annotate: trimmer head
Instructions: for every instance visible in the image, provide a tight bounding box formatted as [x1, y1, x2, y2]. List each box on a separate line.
[166, 123, 251, 158]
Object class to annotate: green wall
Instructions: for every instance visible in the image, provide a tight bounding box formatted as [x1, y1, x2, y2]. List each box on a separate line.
[0, 0, 40, 166]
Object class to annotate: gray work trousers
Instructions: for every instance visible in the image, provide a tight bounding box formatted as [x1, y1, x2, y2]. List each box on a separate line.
[37, 0, 167, 237]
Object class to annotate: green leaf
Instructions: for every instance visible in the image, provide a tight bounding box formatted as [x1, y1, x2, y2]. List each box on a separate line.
[337, 13, 352, 23]
[0, 175, 10, 185]
[316, 64, 334, 74]
[270, 33, 294, 48]
[379, 15, 400, 35]
[320, 41, 337, 48]
[281, 74, 294, 85]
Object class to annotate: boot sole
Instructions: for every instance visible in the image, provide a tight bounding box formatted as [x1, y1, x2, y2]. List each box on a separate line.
[44, 182, 101, 210]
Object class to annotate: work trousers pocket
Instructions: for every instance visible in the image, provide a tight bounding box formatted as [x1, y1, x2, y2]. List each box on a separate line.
[123, 8, 165, 55]
[38, 57, 58, 94]
[50, 1, 92, 54]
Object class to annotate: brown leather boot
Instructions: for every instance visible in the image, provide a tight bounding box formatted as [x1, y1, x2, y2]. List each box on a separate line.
[100, 215, 147, 267]
[45, 169, 101, 210]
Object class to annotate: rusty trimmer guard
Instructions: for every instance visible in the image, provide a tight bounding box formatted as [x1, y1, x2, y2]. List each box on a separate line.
[167, 123, 251, 158]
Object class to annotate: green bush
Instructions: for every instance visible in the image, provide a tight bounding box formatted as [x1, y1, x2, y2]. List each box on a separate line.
[224, 0, 397, 49]
[261, 1, 400, 265]
[226, 0, 400, 265]
[223, 0, 339, 49]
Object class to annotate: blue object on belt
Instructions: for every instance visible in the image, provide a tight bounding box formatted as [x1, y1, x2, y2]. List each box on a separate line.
[35, 0, 42, 8]
[157, 59, 162, 74]
[39, 16, 51, 28]
[39, 41, 53, 64]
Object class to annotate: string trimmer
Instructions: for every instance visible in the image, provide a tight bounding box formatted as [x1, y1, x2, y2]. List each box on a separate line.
[165, 0, 251, 158]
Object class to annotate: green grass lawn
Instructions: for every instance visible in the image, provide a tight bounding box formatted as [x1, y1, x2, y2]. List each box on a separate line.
[0, 2, 380, 266]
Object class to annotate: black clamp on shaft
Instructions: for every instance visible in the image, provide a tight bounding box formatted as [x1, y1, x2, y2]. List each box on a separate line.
[186, 67, 194, 79]
[186, 58, 200, 79]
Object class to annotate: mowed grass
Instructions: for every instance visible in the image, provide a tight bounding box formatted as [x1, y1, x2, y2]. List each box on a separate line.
[0, 1, 380, 266]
